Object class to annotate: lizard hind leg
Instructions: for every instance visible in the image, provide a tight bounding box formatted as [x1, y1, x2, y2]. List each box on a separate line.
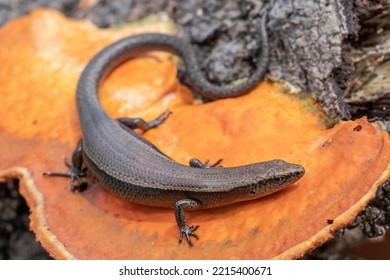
[43, 139, 87, 192]
[117, 110, 172, 133]
[116, 110, 173, 157]
[189, 158, 223, 168]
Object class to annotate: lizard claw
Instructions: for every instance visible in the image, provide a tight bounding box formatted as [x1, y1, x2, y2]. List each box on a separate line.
[179, 225, 199, 246]
[43, 158, 87, 192]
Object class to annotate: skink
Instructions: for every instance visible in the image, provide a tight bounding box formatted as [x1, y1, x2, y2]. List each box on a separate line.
[44, 14, 305, 246]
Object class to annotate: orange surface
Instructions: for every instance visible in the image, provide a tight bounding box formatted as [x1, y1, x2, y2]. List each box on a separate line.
[0, 9, 389, 259]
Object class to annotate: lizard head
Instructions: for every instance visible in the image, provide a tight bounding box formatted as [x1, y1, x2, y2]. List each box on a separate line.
[248, 159, 305, 197]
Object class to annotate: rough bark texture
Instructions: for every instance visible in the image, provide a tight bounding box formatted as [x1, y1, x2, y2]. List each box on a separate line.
[0, 0, 389, 259]
[346, 1, 390, 130]
[266, 0, 355, 120]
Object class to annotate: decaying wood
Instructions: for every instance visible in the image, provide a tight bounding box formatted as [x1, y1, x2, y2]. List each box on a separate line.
[267, 0, 356, 121]
[345, 4, 390, 130]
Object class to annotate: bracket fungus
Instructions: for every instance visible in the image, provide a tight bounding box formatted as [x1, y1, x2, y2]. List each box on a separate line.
[0, 9, 389, 259]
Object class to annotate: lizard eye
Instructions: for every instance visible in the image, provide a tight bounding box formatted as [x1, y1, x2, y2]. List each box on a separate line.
[275, 176, 286, 185]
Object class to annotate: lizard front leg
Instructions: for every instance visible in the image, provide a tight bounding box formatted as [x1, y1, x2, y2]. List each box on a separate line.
[174, 199, 202, 246]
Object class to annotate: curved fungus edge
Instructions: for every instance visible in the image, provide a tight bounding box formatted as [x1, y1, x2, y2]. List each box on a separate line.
[274, 163, 390, 259]
[0, 166, 76, 260]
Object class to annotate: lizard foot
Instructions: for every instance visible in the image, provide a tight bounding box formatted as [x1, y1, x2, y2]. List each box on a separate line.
[179, 225, 199, 246]
[43, 158, 87, 192]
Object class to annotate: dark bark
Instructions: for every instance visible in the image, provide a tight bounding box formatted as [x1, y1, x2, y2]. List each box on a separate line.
[266, 0, 356, 121]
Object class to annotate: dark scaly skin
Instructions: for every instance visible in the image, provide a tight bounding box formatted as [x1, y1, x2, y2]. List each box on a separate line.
[44, 13, 305, 246]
